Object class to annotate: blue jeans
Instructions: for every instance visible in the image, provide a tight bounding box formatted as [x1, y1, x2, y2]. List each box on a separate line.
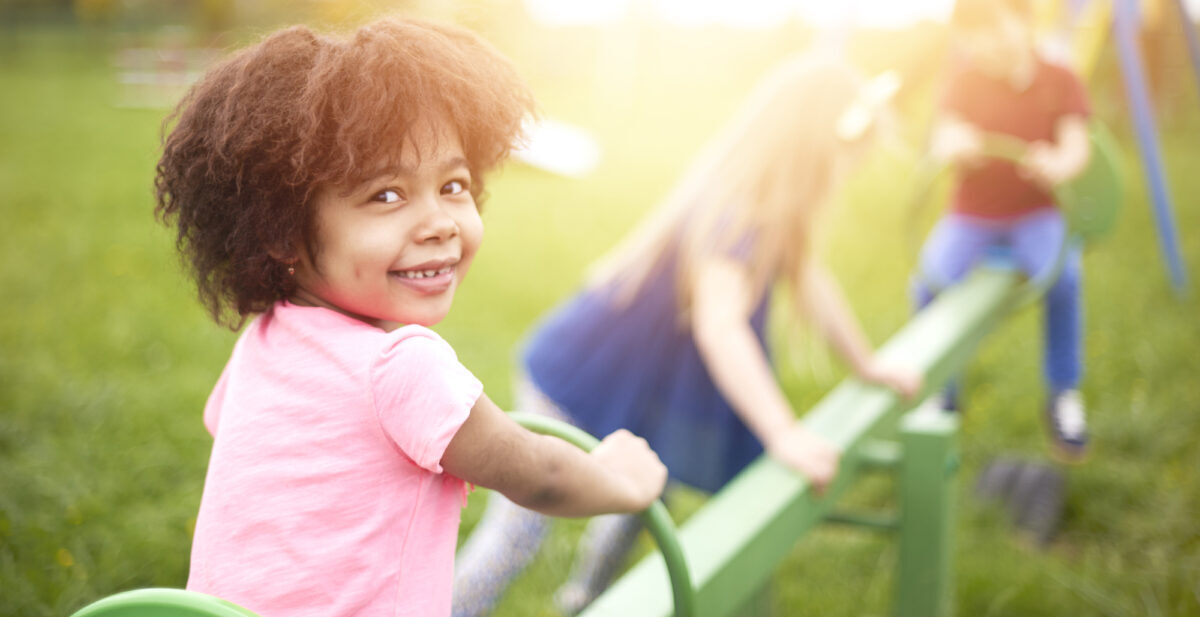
[911, 209, 1082, 392]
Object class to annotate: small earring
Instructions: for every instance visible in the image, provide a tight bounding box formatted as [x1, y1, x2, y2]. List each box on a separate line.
[287, 265, 295, 276]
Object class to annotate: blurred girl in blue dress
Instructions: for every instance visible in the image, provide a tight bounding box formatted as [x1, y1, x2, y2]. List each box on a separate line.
[454, 53, 922, 617]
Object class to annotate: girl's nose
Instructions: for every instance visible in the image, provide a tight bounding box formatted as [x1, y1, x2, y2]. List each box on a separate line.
[416, 200, 459, 243]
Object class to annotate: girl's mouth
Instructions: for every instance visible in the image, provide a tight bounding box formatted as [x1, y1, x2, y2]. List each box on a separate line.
[390, 262, 456, 293]
[393, 265, 454, 280]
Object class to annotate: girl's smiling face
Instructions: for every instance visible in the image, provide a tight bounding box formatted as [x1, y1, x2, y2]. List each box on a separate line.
[289, 118, 483, 330]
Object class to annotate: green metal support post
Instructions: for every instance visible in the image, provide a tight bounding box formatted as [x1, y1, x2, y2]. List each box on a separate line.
[894, 407, 959, 617]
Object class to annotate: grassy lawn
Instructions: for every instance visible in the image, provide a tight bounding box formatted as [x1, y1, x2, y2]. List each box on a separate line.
[1, 19, 1198, 617]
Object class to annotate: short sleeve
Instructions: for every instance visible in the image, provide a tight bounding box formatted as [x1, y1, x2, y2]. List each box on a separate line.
[371, 327, 483, 473]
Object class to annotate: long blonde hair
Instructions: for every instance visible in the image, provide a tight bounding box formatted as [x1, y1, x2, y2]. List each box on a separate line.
[589, 53, 874, 313]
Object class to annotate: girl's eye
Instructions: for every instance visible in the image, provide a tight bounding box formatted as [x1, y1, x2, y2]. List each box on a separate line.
[371, 189, 402, 204]
[441, 179, 468, 196]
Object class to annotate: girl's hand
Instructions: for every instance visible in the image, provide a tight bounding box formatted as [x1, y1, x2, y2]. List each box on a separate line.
[764, 425, 840, 494]
[591, 429, 668, 511]
[859, 360, 923, 401]
[1019, 114, 1091, 190]
[1019, 141, 1071, 190]
[934, 120, 984, 167]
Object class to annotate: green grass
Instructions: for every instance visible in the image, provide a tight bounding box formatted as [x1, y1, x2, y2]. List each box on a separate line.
[2, 20, 1199, 617]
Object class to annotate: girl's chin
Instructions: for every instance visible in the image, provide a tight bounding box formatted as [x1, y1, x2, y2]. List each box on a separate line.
[380, 303, 455, 330]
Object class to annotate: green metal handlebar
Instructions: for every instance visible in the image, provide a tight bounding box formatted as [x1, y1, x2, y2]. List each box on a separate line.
[979, 125, 1124, 243]
[909, 123, 1123, 307]
[508, 411, 695, 617]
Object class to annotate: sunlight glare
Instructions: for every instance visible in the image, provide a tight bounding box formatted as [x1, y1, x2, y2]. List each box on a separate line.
[523, 0, 631, 27]
[524, 0, 959, 29]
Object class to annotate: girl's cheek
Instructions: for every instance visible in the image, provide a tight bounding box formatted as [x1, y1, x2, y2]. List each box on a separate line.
[462, 212, 484, 247]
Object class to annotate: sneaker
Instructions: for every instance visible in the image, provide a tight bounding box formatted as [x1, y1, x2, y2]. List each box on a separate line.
[1045, 389, 1089, 463]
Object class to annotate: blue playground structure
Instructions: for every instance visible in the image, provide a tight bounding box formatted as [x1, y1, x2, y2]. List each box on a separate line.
[1091, 0, 1196, 292]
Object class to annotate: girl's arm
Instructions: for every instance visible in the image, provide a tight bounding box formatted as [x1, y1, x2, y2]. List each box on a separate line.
[1020, 114, 1091, 189]
[930, 113, 984, 167]
[690, 257, 839, 490]
[795, 261, 922, 400]
[440, 393, 667, 518]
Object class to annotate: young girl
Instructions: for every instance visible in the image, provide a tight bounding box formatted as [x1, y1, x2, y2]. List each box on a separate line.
[453, 54, 923, 617]
[154, 17, 666, 617]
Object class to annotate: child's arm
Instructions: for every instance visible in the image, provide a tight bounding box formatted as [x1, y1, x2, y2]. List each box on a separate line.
[795, 261, 923, 400]
[935, 111, 1091, 189]
[441, 393, 667, 517]
[1019, 114, 1091, 188]
[689, 256, 839, 491]
[930, 113, 984, 168]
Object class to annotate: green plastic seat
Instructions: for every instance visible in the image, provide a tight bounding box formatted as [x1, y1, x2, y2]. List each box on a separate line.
[70, 588, 261, 617]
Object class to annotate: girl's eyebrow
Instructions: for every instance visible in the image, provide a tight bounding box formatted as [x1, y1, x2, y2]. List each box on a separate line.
[354, 156, 471, 194]
[391, 156, 471, 179]
[438, 156, 470, 175]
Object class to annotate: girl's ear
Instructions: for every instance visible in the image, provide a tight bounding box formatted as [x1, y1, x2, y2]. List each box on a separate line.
[267, 242, 301, 267]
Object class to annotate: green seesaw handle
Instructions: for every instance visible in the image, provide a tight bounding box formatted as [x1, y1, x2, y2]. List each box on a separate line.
[909, 123, 1123, 307]
[978, 125, 1124, 243]
[509, 411, 696, 617]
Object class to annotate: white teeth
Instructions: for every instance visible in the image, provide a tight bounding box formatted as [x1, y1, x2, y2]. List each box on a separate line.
[396, 265, 453, 279]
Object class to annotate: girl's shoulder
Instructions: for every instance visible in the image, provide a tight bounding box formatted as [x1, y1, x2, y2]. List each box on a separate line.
[372, 325, 482, 426]
[382, 324, 457, 357]
[265, 303, 454, 362]
[259, 303, 470, 381]
[267, 305, 477, 400]
[376, 325, 470, 380]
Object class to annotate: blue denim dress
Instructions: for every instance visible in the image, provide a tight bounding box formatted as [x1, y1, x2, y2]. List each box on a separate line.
[521, 243, 770, 493]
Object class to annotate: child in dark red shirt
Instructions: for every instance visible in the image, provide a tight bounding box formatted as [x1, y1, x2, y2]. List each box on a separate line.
[914, 0, 1094, 462]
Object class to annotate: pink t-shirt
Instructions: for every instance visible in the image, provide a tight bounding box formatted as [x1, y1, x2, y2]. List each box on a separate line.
[187, 302, 482, 617]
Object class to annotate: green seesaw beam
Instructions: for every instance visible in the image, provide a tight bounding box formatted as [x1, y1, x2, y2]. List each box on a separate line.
[580, 267, 1022, 617]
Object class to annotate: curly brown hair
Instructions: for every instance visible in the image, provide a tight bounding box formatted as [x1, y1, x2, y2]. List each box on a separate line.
[154, 17, 536, 329]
